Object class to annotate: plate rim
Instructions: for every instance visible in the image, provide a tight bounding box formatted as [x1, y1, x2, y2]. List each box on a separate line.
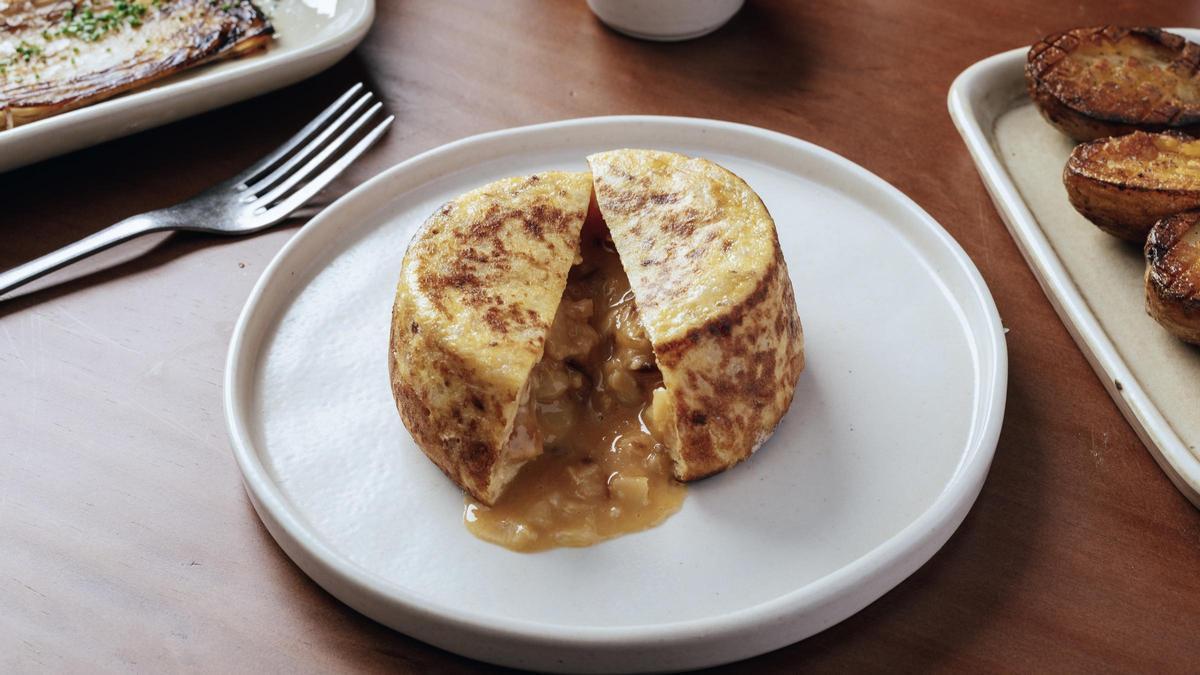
[0, 0, 376, 172]
[946, 33, 1200, 508]
[223, 115, 1007, 664]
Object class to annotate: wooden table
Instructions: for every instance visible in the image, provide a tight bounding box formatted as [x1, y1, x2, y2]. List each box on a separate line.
[5, 1, 1200, 671]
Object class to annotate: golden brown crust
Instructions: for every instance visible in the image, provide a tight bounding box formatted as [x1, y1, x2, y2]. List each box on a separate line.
[1064, 131, 1200, 242]
[0, 1, 272, 129]
[1026, 27, 1200, 142]
[389, 173, 593, 504]
[654, 250, 805, 480]
[587, 149, 805, 481]
[1144, 211, 1200, 345]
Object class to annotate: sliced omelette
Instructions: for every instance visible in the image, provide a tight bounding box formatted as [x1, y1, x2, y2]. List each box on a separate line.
[1, 1, 272, 129]
[588, 149, 805, 480]
[389, 172, 593, 506]
[389, 153, 804, 552]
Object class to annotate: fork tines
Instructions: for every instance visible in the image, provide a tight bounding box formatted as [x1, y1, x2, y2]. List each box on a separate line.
[235, 83, 394, 227]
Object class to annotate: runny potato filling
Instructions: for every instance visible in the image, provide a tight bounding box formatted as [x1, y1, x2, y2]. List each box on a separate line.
[465, 208, 685, 552]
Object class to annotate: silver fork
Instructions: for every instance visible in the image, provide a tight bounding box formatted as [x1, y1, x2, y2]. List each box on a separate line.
[0, 83, 394, 297]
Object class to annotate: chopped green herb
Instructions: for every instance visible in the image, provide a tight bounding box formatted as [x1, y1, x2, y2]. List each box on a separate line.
[58, 1, 150, 42]
[15, 41, 42, 62]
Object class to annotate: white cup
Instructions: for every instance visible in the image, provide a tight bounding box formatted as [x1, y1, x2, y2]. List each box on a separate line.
[587, 0, 746, 42]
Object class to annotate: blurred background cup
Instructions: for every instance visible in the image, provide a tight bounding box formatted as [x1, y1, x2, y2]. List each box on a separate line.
[587, 0, 746, 41]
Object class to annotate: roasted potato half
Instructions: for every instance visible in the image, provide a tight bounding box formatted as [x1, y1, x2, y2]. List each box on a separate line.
[1070, 130, 1200, 240]
[1064, 132, 1200, 242]
[1145, 211, 1200, 345]
[1027, 27, 1200, 142]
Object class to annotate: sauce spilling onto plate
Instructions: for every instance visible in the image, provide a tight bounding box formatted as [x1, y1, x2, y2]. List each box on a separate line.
[465, 211, 685, 552]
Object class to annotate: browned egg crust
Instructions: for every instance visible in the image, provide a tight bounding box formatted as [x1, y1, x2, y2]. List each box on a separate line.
[389, 173, 593, 505]
[1145, 211, 1200, 345]
[1026, 26, 1200, 142]
[1064, 131, 1200, 242]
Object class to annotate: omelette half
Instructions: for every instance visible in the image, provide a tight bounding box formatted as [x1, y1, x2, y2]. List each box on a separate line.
[588, 149, 805, 481]
[389, 151, 804, 551]
[389, 172, 593, 506]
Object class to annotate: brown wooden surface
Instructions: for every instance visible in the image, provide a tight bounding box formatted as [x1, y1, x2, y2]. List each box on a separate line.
[5, 1, 1200, 671]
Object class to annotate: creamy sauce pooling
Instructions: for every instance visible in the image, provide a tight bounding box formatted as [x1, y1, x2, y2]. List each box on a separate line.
[465, 211, 685, 552]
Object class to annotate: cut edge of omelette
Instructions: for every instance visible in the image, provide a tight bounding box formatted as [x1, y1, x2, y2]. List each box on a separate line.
[587, 149, 805, 481]
[389, 171, 593, 504]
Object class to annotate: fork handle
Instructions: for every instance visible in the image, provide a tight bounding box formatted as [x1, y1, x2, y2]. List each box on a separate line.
[0, 214, 167, 297]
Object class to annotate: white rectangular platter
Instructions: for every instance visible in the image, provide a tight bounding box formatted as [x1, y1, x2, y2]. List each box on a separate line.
[0, 0, 374, 173]
[947, 30, 1200, 508]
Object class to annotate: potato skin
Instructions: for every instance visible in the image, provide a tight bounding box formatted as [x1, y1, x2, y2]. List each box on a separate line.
[1027, 27, 1200, 142]
[1144, 211, 1200, 345]
[1064, 132, 1200, 242]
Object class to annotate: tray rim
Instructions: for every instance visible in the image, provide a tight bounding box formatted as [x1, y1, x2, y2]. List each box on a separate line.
[223, 115, 1008, 671]
[946, 35, 1200, 508]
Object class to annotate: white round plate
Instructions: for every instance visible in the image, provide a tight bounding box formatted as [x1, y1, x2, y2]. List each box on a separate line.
[225, 116, 1007, 672]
